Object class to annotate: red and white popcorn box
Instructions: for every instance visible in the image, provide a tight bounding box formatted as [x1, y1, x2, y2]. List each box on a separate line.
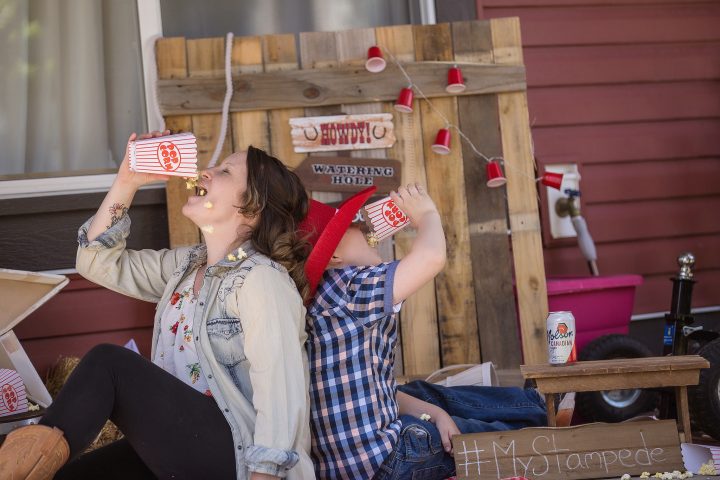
[129, 132, 198, 177]
[0, 369, 27, 417]
[363, 196, 411, 242]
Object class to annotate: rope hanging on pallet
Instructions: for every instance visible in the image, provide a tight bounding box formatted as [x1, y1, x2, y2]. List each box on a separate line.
[207, 32, 235, 168]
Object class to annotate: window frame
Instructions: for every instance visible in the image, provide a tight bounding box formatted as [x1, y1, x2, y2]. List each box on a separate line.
[1, 0, 163, 199]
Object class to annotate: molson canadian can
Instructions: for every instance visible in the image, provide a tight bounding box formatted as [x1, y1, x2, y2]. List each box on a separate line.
[546, 311, 577, 365]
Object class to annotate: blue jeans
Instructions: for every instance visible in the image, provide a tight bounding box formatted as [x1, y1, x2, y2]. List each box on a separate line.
[373, 381, 547, 480]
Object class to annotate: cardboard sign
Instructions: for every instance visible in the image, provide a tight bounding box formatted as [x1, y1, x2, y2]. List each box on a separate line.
[289, 114, 396, 153]
[295, 156, 401, 193]
[0, 268, 67, 409]
[452, 420, 684, 480]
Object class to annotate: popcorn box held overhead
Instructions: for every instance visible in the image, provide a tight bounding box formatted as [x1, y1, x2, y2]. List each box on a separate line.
[129, 132, 198, 177]
[363, 196, 411, 242]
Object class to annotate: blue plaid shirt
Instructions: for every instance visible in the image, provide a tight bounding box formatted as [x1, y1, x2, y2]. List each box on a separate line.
[306, 262, 402, 479]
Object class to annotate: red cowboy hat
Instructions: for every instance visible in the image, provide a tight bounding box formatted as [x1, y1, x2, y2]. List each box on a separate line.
[299, 186, 377, 299]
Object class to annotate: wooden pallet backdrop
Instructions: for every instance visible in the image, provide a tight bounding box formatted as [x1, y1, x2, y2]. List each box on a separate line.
[155, 18, 549, 370]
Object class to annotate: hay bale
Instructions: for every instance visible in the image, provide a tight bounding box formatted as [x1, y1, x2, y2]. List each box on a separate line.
[45, 356, 80, 398]
[45, 356, 124, 451]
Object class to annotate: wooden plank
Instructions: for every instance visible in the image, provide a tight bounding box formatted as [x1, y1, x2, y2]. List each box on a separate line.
[157, 63, 527, 115]
[676, 385, 692, 443]
[452, 20, 494, 64]
[482, 4, 720, 46]
[492, 17, 548, 365]
[188, 37, 233, 171]
[454, 20, 521, 370]
[333, 26, 401, 368]
[230, 36, 270, 153]
[263, 33, 305, 168]
[534, 370, 700, 393]
[525, 42, 720, 87]
[452, 420, 684, 480]
[521, 355, 710, 378]
[376, 24, 440, 376]
[298, 30, 343, 203]
[415, 23, 480, 366]
[528, 82, 720, 127]
[156, 37, 199, 248]
[155, 37, 187, 79]
[335, 27, 395, 257]
[187, 38, 225, 78]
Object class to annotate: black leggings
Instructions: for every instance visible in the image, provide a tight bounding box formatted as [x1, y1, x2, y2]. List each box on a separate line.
[40, 343, 236, 479]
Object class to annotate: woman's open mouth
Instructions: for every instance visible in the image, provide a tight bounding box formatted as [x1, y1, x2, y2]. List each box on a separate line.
[195, 186, 208, 197]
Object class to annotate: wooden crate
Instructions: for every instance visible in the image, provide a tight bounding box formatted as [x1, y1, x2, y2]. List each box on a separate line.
[155, 18, 549, 371]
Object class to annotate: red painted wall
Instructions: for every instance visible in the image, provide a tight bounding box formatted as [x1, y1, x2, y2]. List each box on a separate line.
[15, 275, 155, 376]
[478, 0, 720, 313]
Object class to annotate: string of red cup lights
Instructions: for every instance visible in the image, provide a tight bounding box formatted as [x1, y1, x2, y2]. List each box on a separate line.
[365, 45, 563, 191]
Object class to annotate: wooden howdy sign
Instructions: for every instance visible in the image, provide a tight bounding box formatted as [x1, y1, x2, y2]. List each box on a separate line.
[289, 114, 395, 153]
[452, 420, 684, 480]
[295, 156, 401, 193]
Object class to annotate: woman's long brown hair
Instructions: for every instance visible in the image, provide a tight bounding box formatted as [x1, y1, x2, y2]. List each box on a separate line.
[236, 146, 310, 300]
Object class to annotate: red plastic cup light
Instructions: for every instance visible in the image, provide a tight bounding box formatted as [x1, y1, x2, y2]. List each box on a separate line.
[540, 171, 564, 190]
[431, 128, 451, 155]
[365, 46, 386, 73]
[394, 87, 414, 113]
[446, 66, 466, 94]
[486, 160, 507, 187]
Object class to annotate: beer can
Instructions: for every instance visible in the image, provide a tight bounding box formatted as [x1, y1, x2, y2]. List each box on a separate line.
[546, 311, 577, 365]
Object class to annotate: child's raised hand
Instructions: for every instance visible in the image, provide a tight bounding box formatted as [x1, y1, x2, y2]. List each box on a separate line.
[389, 183, 439, 228]
[116, 131, 173, 189]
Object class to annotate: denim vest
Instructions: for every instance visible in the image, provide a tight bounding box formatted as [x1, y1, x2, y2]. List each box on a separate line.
[77, 214, 314, 479]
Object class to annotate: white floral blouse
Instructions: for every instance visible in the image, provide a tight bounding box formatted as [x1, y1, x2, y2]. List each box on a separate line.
[153, 269, 212, 396]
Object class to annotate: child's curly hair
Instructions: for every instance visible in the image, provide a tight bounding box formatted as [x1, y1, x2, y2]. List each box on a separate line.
[236, 146, 310, 300]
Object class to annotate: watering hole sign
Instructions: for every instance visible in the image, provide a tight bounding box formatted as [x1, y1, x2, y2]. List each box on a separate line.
[294, 156, 401, 193]
[452, 420, 683, 480]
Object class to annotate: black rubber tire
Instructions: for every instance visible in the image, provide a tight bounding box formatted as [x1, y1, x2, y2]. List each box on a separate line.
[576, 334, 659, 422]
[690, 338, 720, 440]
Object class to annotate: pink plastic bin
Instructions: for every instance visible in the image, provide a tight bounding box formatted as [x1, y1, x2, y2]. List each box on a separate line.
[546, 275, 643, 353]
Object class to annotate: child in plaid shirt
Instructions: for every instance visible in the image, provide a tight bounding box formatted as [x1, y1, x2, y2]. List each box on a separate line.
[301, 185, 546, 480]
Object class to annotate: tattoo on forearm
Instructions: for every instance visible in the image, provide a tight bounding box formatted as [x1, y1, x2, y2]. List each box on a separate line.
[108, 203, 128, 228]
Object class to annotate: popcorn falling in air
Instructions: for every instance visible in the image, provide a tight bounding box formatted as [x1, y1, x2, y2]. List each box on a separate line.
[366, 232, 379, 248]
[200, 225, 214, 234]
[185, 176, 199, 190]
[204, 201, 213, 209]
